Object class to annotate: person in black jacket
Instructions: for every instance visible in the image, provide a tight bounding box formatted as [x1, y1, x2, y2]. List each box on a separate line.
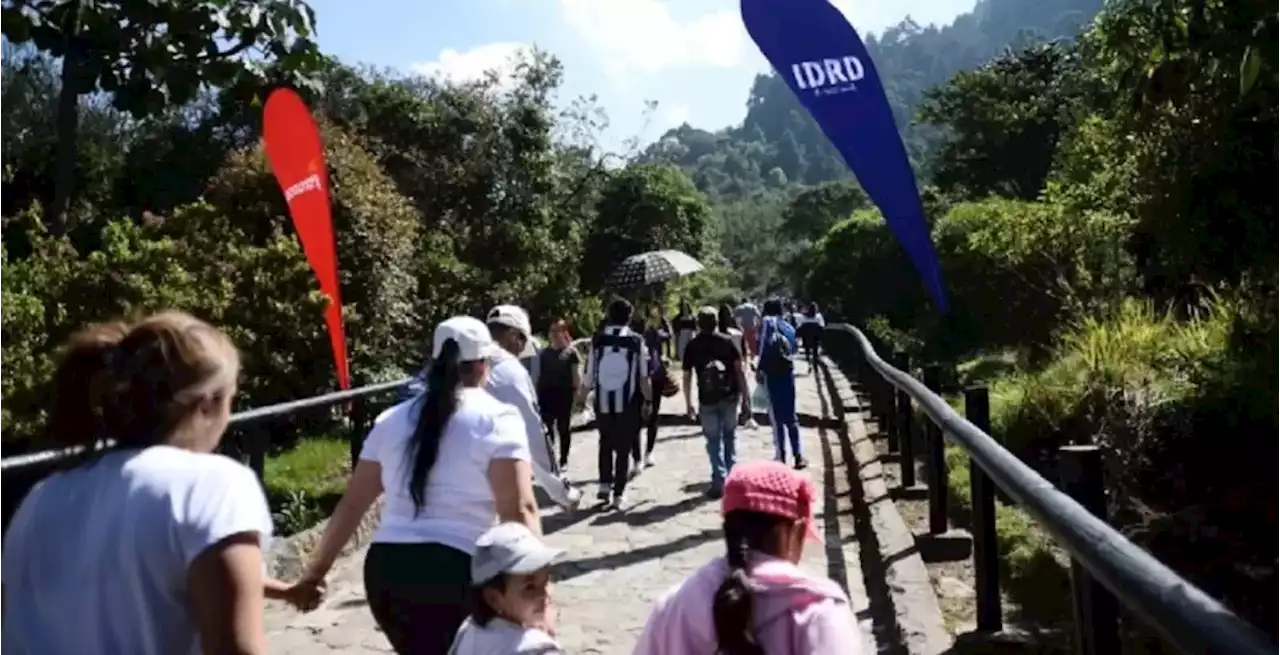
[535, 319, 581, 469]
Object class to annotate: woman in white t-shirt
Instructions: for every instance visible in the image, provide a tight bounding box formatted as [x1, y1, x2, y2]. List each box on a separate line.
[293, 316, 541, 654]
[3, 311, 314, 655]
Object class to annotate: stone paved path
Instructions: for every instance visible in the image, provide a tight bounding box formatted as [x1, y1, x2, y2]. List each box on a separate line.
[265, 365, 875, 654]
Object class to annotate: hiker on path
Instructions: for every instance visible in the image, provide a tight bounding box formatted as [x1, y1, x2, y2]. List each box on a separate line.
[673, 300, 697, 362]
[798, 302, 826, 370]
[449, 522, 568, 655]
[757, 299, 808, 470]
[487, 305, 583, 510]
[579, 297, 651, 509]
[3, 312, 318, 655]
[295, 316, 542, 654]
[717, 304, 746, 358]
[732, 297, 762, 361]
[536, 319, 581, 470]
[682, 306, 752, 499]
[633, 461, 867, 654]
[637, 310, 670, 468]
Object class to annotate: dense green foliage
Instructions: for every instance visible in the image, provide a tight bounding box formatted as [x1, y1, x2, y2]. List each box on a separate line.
[797, 0, 1276, 636]
[0, 0, 1274, 636]
[1, 0, 324, 232]
[0, 41, 713, 452]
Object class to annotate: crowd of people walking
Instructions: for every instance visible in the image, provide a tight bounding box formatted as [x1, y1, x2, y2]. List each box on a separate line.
[3, 293, 854, 655]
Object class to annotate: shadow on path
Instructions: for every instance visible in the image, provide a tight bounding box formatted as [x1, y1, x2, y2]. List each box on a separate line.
[591, 493, 713, 528]
[552, 528, 722, 583]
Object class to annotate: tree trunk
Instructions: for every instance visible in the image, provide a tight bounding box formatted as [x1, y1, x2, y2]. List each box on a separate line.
[48, 4, 85, 236]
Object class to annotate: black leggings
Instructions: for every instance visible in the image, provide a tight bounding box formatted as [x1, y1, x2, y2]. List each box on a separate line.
[364, 542, 472, 654]
[540, 397, 573, 465]
[635, 391, 661, 462]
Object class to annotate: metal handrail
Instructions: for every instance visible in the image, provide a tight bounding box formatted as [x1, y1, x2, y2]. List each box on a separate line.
[0, 378, 412, 472]
[831, 323, 1273, 655]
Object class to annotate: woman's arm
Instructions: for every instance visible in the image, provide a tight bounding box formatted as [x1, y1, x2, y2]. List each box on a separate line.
[188, 532, 269, 655]
[489, 458, 541, 535]
[301, 460, 383, 582]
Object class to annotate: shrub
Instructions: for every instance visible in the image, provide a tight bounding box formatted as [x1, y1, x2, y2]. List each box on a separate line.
[205, 121, 430, 383]
[0, 204, 331, 451]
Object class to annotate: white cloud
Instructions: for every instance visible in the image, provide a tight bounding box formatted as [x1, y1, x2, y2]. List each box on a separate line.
[558, 0, 746, 76]
[659, 103, 691, 128]
[408, 42, 528, 89]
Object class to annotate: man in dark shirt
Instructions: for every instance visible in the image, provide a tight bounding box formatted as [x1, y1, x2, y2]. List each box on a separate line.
[536, 319, 582, 469]
[682, 306, 752, 498]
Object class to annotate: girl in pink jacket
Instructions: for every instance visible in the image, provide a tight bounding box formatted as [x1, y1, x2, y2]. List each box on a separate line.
[634, 461, 867, 655]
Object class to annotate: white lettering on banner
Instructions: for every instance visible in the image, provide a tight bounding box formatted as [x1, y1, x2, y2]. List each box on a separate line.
[283, 173, 323, 202]
[790, 56, 866, 97]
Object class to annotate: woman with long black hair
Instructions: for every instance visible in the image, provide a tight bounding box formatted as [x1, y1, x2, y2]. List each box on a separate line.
[673, 300, 697, 362]
[294, 316, 541, 654]
[634, 461, 866, 654]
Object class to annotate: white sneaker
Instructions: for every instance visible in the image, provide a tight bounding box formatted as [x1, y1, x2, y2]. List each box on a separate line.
[644, 454, 656, 468]
[596, 483, 611, 502]
[609, 492, 626, 510]
[563, 485, 582, 510]
[629, 462, 642, 480]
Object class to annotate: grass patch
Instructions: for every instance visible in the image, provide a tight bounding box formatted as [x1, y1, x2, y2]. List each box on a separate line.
[942, 443, 1073, 631]
[918, 395, 1074, 634]
[264, 437, 350, 536]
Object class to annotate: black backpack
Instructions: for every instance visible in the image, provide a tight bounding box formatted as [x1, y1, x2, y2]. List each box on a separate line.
[759, 326, 794, 377]
[697, 358, 734, 406]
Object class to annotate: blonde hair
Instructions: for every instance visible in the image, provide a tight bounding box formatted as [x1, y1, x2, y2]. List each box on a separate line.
[47, 311, 240, 453]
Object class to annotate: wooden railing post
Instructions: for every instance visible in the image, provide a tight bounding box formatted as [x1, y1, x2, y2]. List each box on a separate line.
[887, 352, 906, 454]
[247, 427, 267, 487]
[1060, 445, 1121, 655]
[897, 354, 917, 488]
[923, 364, 948, 534]
[965, 386, 1002, 632]
[350, 395, 369, 470]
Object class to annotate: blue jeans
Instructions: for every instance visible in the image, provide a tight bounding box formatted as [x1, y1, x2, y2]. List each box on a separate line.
[699, 398, 740, 489]
[764, 374, 802, 462]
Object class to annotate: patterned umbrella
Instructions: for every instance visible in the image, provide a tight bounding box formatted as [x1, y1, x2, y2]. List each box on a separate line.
[605, 249, 705, 289]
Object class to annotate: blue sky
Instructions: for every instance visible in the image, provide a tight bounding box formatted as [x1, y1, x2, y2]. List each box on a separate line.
[306, 0, 976, 151]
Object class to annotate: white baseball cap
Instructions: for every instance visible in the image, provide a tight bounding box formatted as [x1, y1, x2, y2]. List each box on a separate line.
[470, 522, 565, 585]
[486, 305, 537, 358]
[433, 316, 499, 361]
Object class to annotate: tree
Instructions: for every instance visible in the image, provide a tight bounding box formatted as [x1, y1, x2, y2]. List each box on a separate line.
[1, 0, 322, 234]
[580, 164, 712, 293]
[918, 43, 1077, 200]
[779, 181, 868, 241]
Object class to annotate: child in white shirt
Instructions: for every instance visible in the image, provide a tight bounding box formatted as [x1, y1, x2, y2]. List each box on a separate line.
[449, 523, 567, 655]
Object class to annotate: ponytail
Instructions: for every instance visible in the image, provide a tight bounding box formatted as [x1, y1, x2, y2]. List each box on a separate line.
[407, 338, 463, 514]
[713, 510, 787, 655]
[47, 313, 239, 460]
[47, 321, 130, 451]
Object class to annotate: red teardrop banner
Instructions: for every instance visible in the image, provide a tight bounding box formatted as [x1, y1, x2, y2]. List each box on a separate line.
[262, 88, 351, 390]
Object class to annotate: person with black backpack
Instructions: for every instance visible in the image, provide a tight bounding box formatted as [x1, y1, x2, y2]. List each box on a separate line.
[682, 307, 752, 499]
[578, 297, 651, 510]
[757, 298, 808, 470]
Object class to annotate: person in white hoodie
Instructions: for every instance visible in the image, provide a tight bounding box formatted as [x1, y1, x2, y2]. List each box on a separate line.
[487, 305, 583, 510]
[449, 522, 567, 655]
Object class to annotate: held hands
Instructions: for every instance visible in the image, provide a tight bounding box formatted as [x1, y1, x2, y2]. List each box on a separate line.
[283, 575, 327, 612]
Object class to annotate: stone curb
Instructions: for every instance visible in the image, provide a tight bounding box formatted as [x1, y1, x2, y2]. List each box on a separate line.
[264, 498, 384, 581]
[821, 360, 954, 655]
